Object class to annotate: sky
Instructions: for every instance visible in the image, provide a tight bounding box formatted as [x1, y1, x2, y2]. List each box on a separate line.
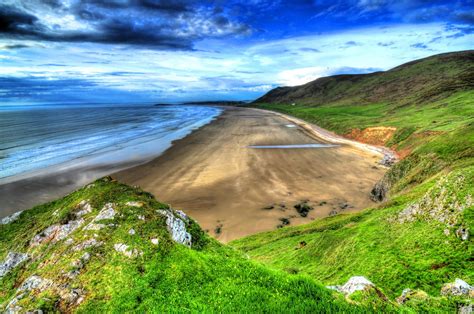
[0, 0, 473, 104]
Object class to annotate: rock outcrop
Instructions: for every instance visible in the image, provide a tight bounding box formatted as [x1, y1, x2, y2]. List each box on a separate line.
[114, 243, 142, 258]
[441, 279, 474, 297]
[31, 219, 85, 247]
[370, 176, 390, 202]
[327, 276, 375, 295]
[0, 252, 30, 278]
[157, 209, 192, 247]
[1, 211, 23, 225]
[395, 174, 473, 240]
[85, 203, 116, 230]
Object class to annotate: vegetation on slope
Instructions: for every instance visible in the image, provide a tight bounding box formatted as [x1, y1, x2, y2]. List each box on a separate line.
[230, 51, 474, 312]
[1, 177, 371, 313]
[256, 50, 474, 107]
[231, 167, 473, 300]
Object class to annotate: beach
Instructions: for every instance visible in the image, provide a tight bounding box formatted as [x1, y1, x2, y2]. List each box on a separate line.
[0, 104, 221, 217]
[114, 107, 387, 242]
[1, 106, 387, 241]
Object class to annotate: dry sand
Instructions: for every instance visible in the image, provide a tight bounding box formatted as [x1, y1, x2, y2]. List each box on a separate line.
[115, 107, 387, 242]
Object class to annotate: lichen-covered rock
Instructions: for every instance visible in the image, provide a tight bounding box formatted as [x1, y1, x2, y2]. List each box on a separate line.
[73, 238, 103, 251]
[157, 210, 192, 247]
[19, 275, 53, 292]
[94, 203, 116, 220]
[441, 279, 474, 297]
[85, 203, 116, 230]
[1, 211, 23, 225]
[75, 200, 93, 218]
[175, 210, 189, 221]
[0, 252, 30, 278]
[31, 219, 85, 247]
[114, 243, 142, 258]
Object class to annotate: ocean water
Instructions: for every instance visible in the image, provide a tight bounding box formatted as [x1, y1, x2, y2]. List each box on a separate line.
[0, 104, 221, 184]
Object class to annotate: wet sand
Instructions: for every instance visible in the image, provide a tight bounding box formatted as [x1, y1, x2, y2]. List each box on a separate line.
[115, 107, 387, 242]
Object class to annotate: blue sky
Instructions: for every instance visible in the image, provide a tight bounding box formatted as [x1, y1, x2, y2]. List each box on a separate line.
[1, 0, 473, 104]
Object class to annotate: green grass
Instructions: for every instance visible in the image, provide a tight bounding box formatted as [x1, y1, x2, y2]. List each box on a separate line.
[231, 166, 474, 311]
[1, 178, 374, 312]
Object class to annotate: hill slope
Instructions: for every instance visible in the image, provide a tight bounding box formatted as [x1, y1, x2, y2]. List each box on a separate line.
[1, 177, 371, 312]
[256, 50, 474, 106]
[231, 50, 474, 311]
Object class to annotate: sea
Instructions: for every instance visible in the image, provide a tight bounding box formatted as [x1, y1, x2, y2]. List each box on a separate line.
[0, 103, 222, 184]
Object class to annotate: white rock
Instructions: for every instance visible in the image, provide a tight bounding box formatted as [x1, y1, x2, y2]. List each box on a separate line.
[94, 203, 116, 221]
[151, 238, 159, 245]
[85, 203, 116, 230]
[441, 278, 474, 296]
[137, 215, 145, 221]
[75, 200, 93, 218]
[1, 211, 23, 225]
[114, 243, 142, 258]
[31, 219, 84, 247]
[175, 210, 189, 221]
[19, 275, 53, 292]
[157, 210, 192, 247]
[0, 252, 30, 278]
[128, 228, 136, 235]
[328, 276, 374, 295]
[73, 238, 103, 251]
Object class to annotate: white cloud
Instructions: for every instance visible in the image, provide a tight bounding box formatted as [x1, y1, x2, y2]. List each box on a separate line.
[277, 66, 329, 86]
[1, 22, 473, 102]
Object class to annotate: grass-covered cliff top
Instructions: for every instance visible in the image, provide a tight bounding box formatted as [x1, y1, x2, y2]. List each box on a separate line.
[2, 177, 470, 312]
[1, 177, 375, 313]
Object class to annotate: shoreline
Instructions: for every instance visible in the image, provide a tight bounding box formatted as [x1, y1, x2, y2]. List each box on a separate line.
[1, 106, 392, 242]
[0, 107, 224, 218]
[114, 106, 388, 242]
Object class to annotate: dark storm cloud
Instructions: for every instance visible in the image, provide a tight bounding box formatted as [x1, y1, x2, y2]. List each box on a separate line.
[1, 44, 30, 49]
[0, 1, 251, 49]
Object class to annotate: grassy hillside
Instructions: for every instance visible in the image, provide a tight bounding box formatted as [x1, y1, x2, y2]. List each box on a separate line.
[256, 50, 474, 107]
[231, 51, 474, 311]
[1, 177, 374, 313]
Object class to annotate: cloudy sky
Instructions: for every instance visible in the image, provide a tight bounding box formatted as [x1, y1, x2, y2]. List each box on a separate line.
[1, 0, 473, 104]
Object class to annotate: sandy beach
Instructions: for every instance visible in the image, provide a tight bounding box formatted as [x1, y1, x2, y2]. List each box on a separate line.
[114, 107, 387, 242]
